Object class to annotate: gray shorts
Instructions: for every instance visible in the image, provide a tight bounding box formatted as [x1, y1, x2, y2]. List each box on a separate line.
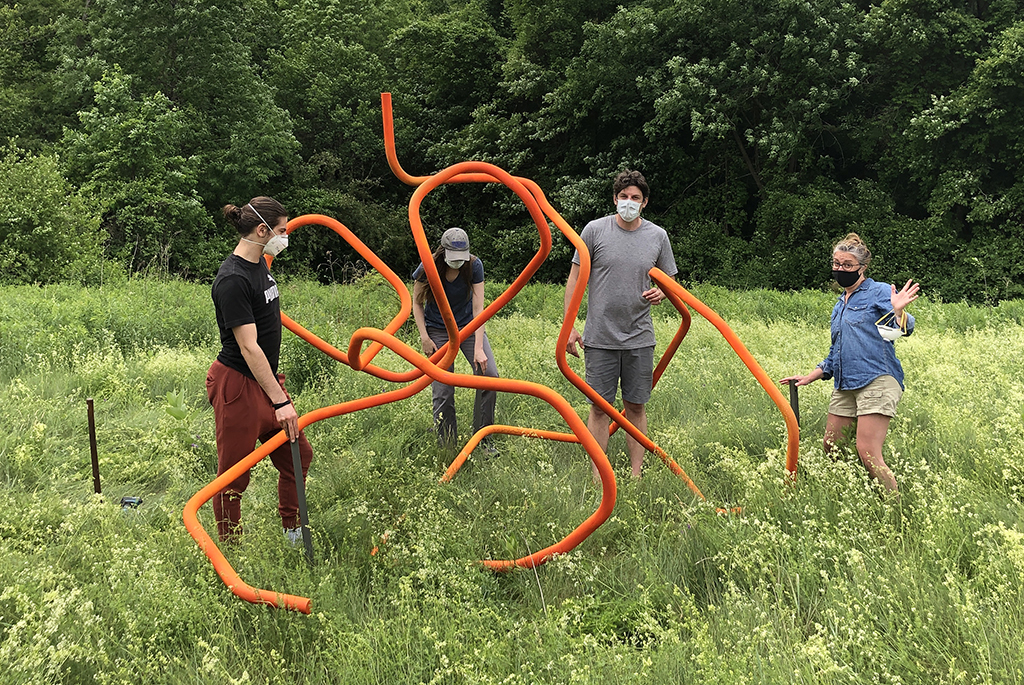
[584, 346, 654, 406]
[828, 375, 903, 418]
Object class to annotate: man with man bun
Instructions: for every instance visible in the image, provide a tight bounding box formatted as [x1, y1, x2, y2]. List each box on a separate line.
[207, 196, 314, 543]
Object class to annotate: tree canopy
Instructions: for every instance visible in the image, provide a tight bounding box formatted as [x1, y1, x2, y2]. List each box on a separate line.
[2, 0, 1021, 301]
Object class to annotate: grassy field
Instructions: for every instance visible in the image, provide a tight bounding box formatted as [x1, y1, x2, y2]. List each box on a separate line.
[1, 276, 1022, 684]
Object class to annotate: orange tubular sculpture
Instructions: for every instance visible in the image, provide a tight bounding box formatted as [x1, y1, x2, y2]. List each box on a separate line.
[182, 92, 799, 613]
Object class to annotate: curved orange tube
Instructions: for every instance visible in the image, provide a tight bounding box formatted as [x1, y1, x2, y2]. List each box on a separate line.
[649, 270, 800, 475]
[383, 92, 801, 508]
[381, 92, 712, 500]
[183, 156, 618, 609]
[345, 326, 616, 570]
[182, 429, 311, 612]
[184, 93, 800, 612]
[273, 214, 413, 381]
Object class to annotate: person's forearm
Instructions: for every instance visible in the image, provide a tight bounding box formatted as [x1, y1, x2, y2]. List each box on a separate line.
[564, 267, 579, 319]
[473, 305, 484, 354]
[411, 281, 431, 339]
[806, 367, 825, 383]
[471, 282, 486, 354]
[239, 344, 287, 405]
[412, 302, 429, 339]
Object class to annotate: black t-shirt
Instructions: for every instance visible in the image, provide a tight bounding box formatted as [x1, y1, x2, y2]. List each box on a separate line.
[212, 254, 282, 378]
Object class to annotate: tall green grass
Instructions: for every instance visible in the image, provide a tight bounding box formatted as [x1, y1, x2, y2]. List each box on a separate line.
[0, 277, 1022, 684]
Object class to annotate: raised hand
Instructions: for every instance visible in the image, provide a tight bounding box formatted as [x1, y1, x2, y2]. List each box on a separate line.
[891, 279, 920, 313]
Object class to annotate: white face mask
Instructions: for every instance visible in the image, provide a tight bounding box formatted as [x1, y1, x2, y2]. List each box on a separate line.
[876, 325, 903, 341]
[263, 232, 289, 256]
[445, 259, 465, 270]
[875, 310, 905, 341]
[617, 199, 642, 223]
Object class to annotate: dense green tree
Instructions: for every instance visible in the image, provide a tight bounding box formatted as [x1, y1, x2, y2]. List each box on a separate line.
[0, 146, 105, 285]
[56, 0, 299, 204]
[504, 0, 620, 87]
[4, 0, 1023, 298]
[265, 0, 420, 280]
[749, 179, 935, 290]
[275, 0, 412, 53]
[428, 2, 672, 283]
[902, 20, 1024, 300]
[487, 0, 870, 285]
[60, 70, 218, 277]
[647, 0, 871, 259]
[536, 4, 681, 208]
[655, 0, 868, 185]
[268, 39, 390, 190]
[0, 0, 85, 150]
[854, 0, 1020, 209]
[389, 4, 506, 161]
[268, 0, 411, 197]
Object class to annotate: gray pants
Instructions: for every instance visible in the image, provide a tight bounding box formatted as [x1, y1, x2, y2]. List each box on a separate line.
[426, 326, 499, 445]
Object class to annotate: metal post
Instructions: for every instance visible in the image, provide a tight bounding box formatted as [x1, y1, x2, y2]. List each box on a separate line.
[87, 398, 101, 494]
[788, 382, 800, 428]
[291, 439, 314, 565]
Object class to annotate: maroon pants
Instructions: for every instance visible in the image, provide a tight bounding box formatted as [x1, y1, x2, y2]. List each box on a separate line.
[206, 360, 314, 540]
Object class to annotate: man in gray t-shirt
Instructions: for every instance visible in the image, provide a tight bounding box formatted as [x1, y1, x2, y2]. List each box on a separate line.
[564, 170, 678, 478]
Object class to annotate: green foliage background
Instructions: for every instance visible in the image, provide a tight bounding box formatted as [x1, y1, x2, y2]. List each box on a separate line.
[1, 278, 1023, 683]
[2, 0, 1024, 301]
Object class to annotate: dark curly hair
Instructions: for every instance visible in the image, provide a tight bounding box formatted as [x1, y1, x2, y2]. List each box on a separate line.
[612, 170, 649, 200]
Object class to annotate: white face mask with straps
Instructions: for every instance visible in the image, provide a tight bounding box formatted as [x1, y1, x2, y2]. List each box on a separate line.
[262, 232, 289, 256]
[875, 310, 906, 341]
[242, 203, 289, 255]
[241, 231, 288, 256]
[616, 199, 642, 223]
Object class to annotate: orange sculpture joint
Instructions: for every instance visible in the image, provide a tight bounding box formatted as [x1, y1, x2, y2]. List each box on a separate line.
[182, 92, 799, 613]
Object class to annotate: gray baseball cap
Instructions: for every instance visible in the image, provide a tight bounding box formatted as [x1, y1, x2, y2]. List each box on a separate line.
[441, 227, 470, 261]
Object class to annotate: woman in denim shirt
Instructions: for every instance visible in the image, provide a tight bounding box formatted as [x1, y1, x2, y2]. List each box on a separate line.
[781, 233, 919, 494]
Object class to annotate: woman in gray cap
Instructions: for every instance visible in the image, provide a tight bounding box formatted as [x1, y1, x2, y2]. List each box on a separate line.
[411, 227, 500, 456]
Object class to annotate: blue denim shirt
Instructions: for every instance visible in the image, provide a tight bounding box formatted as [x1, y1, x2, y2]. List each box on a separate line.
[818, 278, 915, 391]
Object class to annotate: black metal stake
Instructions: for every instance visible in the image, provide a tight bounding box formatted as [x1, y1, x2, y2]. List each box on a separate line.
[788, 382, 801, 428]
[87, 398, 101, 494]
[291, 439, 314, 566]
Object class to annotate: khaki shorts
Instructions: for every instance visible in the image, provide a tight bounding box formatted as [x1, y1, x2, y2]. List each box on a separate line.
[828, 375, 903, 418]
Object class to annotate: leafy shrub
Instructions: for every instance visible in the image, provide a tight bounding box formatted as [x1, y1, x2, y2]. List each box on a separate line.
[60, 69, 221, 278]
[0, 146, 105, 285]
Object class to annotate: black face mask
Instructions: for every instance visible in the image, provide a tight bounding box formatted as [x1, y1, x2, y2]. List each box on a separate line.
[832, 269, 861, 288]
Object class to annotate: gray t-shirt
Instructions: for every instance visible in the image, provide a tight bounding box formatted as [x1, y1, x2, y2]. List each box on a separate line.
[571, 215, 678, 349]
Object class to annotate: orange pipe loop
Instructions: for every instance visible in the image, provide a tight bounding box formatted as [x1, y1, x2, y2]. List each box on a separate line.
[184, 93, 801, 613]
